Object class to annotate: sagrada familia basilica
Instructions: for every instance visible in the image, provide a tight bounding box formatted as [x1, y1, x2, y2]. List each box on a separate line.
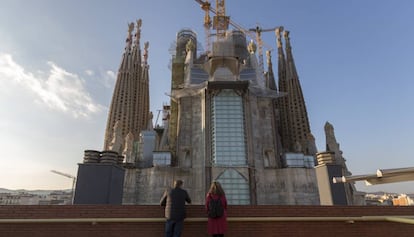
[75, 1, 362, 206]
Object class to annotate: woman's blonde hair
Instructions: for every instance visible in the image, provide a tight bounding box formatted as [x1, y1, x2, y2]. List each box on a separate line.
[207, 181, 225, 196]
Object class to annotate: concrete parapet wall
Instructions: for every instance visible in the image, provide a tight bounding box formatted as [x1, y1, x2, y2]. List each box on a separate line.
[1, 205, 414, 236]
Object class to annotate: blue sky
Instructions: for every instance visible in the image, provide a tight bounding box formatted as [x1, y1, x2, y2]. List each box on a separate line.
[1, 0, 413, 193]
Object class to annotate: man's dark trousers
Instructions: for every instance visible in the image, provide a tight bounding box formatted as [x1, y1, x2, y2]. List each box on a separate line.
[165, 219, 184, 237]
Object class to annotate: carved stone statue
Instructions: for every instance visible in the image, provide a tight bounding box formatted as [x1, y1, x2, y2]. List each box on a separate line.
[247, 40, 257, 54]
[109, 120, 123, 154]
[147, 111, 154, 130]
[186, 39, 195, 53]
[123, 131, 135, 163]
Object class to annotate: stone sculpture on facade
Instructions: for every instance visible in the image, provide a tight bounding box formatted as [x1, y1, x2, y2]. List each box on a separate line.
[147, 111, 153, 130]
[123, 131, 135, 164]
[247, 40, 257, 54]
[108, 120, 123, 154]
[186, 39, 195, 53]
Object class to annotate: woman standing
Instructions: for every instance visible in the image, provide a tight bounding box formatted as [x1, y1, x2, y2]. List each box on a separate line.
[205, 181, 227, 237]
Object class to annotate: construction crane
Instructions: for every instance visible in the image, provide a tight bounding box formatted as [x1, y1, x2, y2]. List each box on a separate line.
[194, 0, 274, 45]
[195, 0, 212, 52]
[50, 170, 76, 204]
[249, 26, 279, 77]
[194, 1, 276, 73]
[212, 0, 229, 38]
[195, 0, 230, 38]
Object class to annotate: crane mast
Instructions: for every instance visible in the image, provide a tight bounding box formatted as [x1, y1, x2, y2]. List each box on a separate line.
[195, 0, 254, 41]
[200, 0, 212, 52]
[212, 0, 229, 39]
[194, 0, 281, 83]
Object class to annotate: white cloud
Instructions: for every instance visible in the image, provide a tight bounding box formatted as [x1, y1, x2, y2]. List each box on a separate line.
[85, 69, 94, 76]
[0, 52, 103, 119]
[102, 70, 117, 88]
[106, 70, 116, 79]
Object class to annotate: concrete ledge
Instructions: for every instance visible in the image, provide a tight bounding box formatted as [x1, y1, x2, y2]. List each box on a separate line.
[1, 216, 414, 224]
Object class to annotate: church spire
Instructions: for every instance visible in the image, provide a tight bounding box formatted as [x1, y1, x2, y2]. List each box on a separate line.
[126, 22, 134, 49]
[275, 26, 286, 86]
[284, 31, 299, 80]
[134, 19, 142, 48]
[276, 29, 315, 155]
[275, 27, 290, 153]
[131, 19, 142, 69]
[119, 22, 135, 71]
[139, 41, 150, 131]
[104, 20, 151, 153]
[265, 50, 277, 90]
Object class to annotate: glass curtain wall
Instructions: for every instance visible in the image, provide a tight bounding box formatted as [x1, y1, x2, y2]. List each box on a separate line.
[211, 89, 250, 204]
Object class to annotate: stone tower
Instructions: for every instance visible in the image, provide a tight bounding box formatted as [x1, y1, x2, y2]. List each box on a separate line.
[315, 122, 360, 205]
[276, 29, 316, 155]
[103, 19, 150, 154]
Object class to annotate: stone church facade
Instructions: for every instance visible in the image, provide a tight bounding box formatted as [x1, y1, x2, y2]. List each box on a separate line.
[112, 24, 321, 205]
[95, 1, 338, 205]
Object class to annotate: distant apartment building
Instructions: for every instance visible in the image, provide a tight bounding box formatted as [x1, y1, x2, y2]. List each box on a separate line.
[0, 191, 72, 205]
[0, 192, 42, 205]
[365, 192, 414, 206]
[392, 194, 414, 206]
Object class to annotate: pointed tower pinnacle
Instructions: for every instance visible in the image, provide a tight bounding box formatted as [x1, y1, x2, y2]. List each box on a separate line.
[103, 20, 150, 154]
[138, 40, 150, 133]
[265, 50, 277, 90]
[118, 22, 135, 71]
[135, 19, 142, 47]
[275, 26, 286, 83]
[277, 29, 315, 155]
[143, 41, 149, 65]
[324, 121, 346, 167]
[275, 26, 290, 153]
[284, 31, 299, 80]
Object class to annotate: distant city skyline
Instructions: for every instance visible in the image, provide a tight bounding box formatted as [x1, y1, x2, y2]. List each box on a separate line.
[0, 0, 414, 194]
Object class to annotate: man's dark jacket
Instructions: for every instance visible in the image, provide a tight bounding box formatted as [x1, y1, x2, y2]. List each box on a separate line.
[160, 187, 191, 221]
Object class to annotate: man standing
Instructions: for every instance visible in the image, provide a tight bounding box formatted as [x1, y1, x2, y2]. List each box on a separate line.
[160, 180, 192, 237]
